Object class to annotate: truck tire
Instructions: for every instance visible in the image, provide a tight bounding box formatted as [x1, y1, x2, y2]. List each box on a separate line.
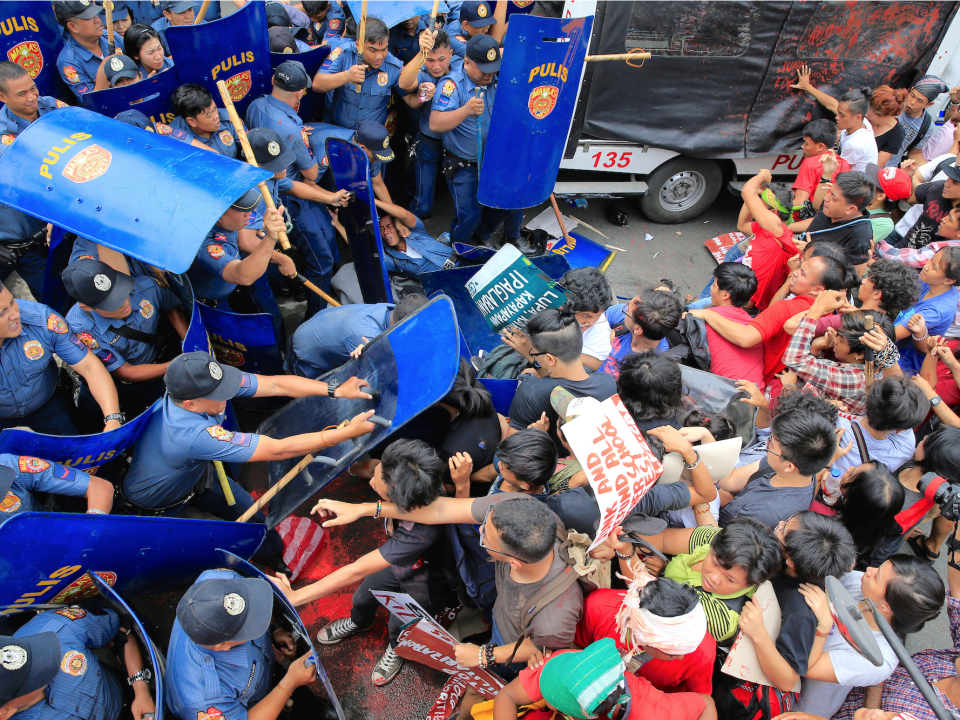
[640, 157, 723, 224]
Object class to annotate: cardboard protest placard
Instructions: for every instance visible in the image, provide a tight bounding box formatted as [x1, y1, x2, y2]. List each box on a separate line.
[428, 676, 469, 720]
[564, 394, 664, 551]
[465, 244, 570, 333]
[722, 581, 801, 692]
[371, 590, 456, 640]
[704, 231, 748, 264]
[395, 619, 505, 698]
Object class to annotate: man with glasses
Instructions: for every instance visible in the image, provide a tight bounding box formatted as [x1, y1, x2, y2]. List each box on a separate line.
[170, 84, 241, 159]
[309, 488, 586, 720]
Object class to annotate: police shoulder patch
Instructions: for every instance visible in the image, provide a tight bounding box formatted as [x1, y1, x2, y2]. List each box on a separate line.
[0, 492, 20, 513]
[139, 299, 154, 319]
[60, 650, 86, 676]
[63, 65, 80, 84]
[206, 425, 235, 442]
[441, 80, 456, 97]
[0, 134, 14, 145]
[328, 18, 340, 29]
[47, 314, 68, 334]
[155, 123, 172, 135]
[76, 332, 99, 349]
[456, 35, 466, 43]
[329, 47, 342, 61]
[207, 244, 226, 260]
[18, 457, 50, 473]
[55, 607, 87, 621]
[56, 99, 68, 108]
[197, 708, 225, 720]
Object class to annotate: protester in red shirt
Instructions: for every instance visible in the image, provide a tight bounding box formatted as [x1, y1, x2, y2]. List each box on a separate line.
[792, 119, 851, 213]
[738, 170, 800, 311]
[574, 578, 716, 696]
[690, 255, 853, 394]
[493, 638, 715, 720]
[702, 262, 764, 388]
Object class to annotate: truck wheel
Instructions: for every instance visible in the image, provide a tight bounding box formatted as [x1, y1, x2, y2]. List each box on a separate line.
[640, 157, 723, 224]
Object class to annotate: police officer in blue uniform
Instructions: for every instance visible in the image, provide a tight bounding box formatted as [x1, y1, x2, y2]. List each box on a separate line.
[186, 188, 287, 317]
[302, 1, 347, 45]
[432, 34, 524, 249]
[398, 30, 462, 219]
[1, 606, 156, 720]
[63, 258, 188, 419]
[119, 351, 375, 566]
[377, 201, 458, 277]
[102, 54, 141, 88]
[151, 0, 199, 55]
[54, 1, 125, 98]
[0, 284, 121, 436]
[170, 84, 241, 158]
[247, 62, 350, 317]
[166, 570, 327, 720]
[390, 14, 424, 65]
[0, 455, 113, 517]
[269, 26, 312, 55]
[313, 16, 404, 131]
[0, 61, 69, 300]
[308, 120, 394, 201]
[445, 0, 497, 58]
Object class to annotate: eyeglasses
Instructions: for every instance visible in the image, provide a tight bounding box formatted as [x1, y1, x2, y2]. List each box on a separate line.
[766, 447, 786, 462]
[478, 506, 524, 562]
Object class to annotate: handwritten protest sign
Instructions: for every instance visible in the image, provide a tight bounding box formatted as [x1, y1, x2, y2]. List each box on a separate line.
[371, 590, 455, 639]
[564, 394, 664, 551]
[465, 244, 570, 333]
[395, 619, 505, 698]
[704, 231, 747, 264]
[428, 676, 469, 720]
[722, 582, 801, 691]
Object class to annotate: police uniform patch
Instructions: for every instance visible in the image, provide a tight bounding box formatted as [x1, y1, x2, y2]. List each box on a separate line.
[61, 650, 86, 677]
[56, 99, 68, 108]
[1, 135, 14, 145]
[209, 362, 222, 380]
[18, 457, 50, 473]
[55, 607, 87, 621]
[155, 123, 172, 135]
[223, 593, 245, 615]
[139, 299, 155, 318]
[477, 2, 488, 17]
[206, 425, 235, 442]
[455, 35, 466, 43]
[267, 141, 280, 156]
[300, 127, 310, 150]
[0, 645, 26, 670]
[377, 71, 388, 86]
[207, 244, 226, 260]
[109, 56, 124, 72]
[22, 340, 43, 361]
[219, 130, 234, 146]
[486, 48, 497, 62]
[93, 273, 111, 291]
[282, 47, 293, 54]
[198, 708, 225, 720]
[77, 256, 95, 261]
[76, 332, 99, 349]
[47, 314, 68, 334]
[0, 492, 20, 513]
[328, 18, 340, 30]
[329, 47, 342, 61]
[63, 65, 80, 84]
[214, 232, 227, 242]
[441, 80, 456, 97]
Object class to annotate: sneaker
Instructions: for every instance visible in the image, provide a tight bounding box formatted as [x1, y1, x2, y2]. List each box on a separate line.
[316, 617, 370, 645]
[371, 645, 404, 686]
[513, 236, 540, 257]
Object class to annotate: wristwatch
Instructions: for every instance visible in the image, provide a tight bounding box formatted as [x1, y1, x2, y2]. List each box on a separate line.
[127, 667, 152, 686]
[104, 412, 125, 425]
[931, 395, 943, 407]
[327, 379, 340, 398]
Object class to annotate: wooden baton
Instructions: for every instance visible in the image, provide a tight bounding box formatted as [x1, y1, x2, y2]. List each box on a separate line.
[355, 0, 368, 93]
[549, 193, 574, 245]
[213, 460, 236, 506]
[585, 52, 652, 61]
[215, 80, 342, 308]
[104, 1, 115, 55]
[193, 1, 210, 24]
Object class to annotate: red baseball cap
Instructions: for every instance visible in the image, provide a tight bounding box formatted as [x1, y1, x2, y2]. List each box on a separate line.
[865, 163, 912, 202]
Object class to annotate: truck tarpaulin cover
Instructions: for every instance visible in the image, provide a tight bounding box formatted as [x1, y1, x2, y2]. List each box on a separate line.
[580, 1, 956, 158]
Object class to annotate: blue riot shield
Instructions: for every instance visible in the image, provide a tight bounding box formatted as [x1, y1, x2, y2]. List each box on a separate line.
[91, 574, 166, 720]
[453, 231, 615, 272]
[0, 513, 265, 615]
[344, 2, 444, 27]
[0, 400, 158, 474]
[327, 137, 392, 304]
[218, 550, 345, 720]
[504, 1, 536, 19]
[42, 225, 75, 315]
[480, 379, 519, 416]
[419, 254, 572, 355]
[259, 296, 461, 527]
[80, 68, 179, 126]
[165, 2, 272, 116]
[197, 303, 283, 375]
[0, 3, 70, 103]
[477, 15, 592, 209]
[271, 45, 330, 123]
[0, 107, 271, 273]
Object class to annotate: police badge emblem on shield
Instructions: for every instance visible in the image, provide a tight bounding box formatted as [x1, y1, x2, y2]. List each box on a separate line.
[61, 145, 112, 183]
[6, 41, 43, 79]
[225, 71, 253, 102]
[527, 85, 559, 120]
[50, 571, 117, 605]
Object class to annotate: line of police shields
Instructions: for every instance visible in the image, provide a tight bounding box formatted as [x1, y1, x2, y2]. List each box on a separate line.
[0, 108, 469, 718]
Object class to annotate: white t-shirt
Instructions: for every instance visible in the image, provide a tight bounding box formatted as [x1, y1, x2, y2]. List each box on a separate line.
[832, 416, 916, 476]
[401, 245, 423, 259]
[795, 571, 898, 717]
[581, 314, 612, 361]
[840, 121, 879, 172]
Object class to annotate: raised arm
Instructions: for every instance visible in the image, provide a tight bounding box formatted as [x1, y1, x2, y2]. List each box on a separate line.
[312, 495, 477, 527]
[741, 170, 784, 236]
[688, 309, 763, 348]
[791, 65, 840, 114]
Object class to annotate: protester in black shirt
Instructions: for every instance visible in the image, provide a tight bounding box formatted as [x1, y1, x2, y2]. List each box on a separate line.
[900, 161, 960, 249]
[791, 170, 875, 271]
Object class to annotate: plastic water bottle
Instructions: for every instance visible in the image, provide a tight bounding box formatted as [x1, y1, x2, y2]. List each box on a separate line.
[822, 467, 843, 506]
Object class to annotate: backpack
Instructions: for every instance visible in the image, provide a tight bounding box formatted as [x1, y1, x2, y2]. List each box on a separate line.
[445, 522, 498, 618]
[712, 652, 799, 720]
[476, 344, 529, 380]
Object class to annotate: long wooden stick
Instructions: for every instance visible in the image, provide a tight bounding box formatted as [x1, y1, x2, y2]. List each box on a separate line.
[193, 1, 210, 24]
[355, 0, 368, 93]
[585, 52, 651, 62]
[213, 460, 236, 506]
[237, 454, 316, 522]
[104, 1, 115, 55]
[215, 80, 342, 307]
[418, 0, 441, 65]
[549, 193, 573, 244]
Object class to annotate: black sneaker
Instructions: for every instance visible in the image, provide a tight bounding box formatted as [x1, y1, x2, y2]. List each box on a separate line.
[513, 236, 540, 256]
